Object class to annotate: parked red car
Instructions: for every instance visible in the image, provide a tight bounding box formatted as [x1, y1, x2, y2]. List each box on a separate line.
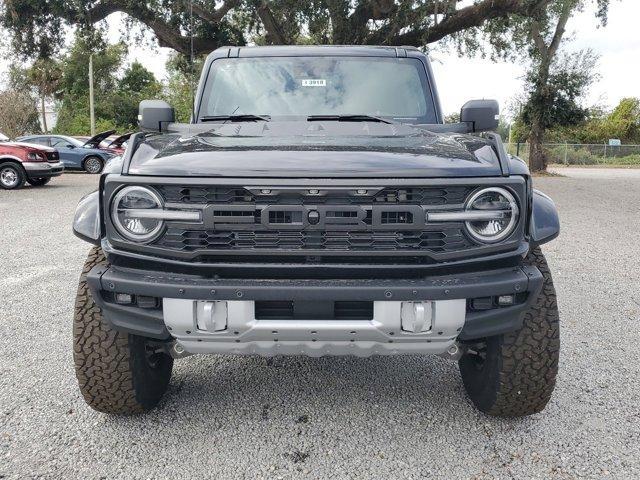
[102, 132, 132, 155]
[0, 134, 64, 189]
[78, 130, 133, 156]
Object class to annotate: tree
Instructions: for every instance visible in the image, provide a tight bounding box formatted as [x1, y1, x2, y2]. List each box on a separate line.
[484, 0, 609, 171]
[54, 31, 127, 134]
[113, 62, 163, 129]
[163, 54, 203, 123]
[602, 97, 640, 143]
[0, 89, 41, 138]
[26, 58, 63, 132]
[2, 1, 554, 59]
[516, 49, 598, 153]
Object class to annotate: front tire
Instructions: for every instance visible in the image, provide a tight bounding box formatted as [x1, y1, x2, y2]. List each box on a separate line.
[73, 247, 173, 414]
[459, 247, 560, 417]
[0, 163, 26, 189]
[83, 156, 103, 174]
[26, 177, 51, 186]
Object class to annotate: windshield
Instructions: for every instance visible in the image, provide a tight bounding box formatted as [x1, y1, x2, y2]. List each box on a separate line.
[198, 57, 436, 124]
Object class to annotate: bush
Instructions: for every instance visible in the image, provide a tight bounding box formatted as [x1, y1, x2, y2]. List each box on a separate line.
[546, 145, 640, 165]
[546, 146, 601, 165]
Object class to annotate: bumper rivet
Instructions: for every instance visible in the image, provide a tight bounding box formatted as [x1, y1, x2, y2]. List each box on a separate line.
[385, 291, 392, 298]
[178, 288, 185, 294]
[515, 284, 521, 291]
[236, 291, 243, 298]
[210, 289, 216, 295]
[108, 282, 115, 290]
[444, 289, 450, 295]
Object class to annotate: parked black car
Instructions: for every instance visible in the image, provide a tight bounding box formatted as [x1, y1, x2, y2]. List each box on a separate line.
[72, 46, 560, 417]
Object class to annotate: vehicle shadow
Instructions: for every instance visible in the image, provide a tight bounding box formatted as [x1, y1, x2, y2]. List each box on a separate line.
[107, 354, 485, 428]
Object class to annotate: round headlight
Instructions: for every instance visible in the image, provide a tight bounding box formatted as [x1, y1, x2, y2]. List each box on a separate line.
[111, 186, 164, 243]
[465, 187, 519, 243]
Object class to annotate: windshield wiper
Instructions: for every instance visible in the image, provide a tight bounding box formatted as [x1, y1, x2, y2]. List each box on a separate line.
[306, 114, 393, 124]
[200, 114, 271, 122]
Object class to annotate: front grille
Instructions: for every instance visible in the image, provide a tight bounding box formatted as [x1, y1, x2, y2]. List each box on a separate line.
[157, 185, 473, 206]
[157, 227, 472, 253]
[128, 183, 517, 259]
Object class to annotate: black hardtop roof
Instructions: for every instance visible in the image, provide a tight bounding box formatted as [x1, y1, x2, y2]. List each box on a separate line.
[209, 45, 424, 59]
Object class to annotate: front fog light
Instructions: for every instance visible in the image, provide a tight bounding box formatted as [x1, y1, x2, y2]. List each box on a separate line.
[465, 187, 519, 243]
[111, 186, 164, 242]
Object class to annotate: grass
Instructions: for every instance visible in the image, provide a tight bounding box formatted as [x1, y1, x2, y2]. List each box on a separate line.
[549, 163, 640, 169]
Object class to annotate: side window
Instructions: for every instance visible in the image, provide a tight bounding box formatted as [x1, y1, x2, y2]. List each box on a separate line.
[27, 137, 50, 146]
[51, 137, 71, 148]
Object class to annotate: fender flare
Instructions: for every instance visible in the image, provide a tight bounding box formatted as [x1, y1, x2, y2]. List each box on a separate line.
[73, 190, 101, 245]
[530, 189, 560, 246]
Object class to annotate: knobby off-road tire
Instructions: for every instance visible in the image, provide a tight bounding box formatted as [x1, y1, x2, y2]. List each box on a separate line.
[459, 247, 560, 417]
[73, 246, 173, 414]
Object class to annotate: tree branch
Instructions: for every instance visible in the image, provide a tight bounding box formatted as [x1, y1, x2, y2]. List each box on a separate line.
[326, 0, 350, 43]
[82, 1, 220, 54]
[256, 1, 290, 44]
[394, 0, 553, 45]
[187, 0, 240, 24]
[530, 20, 548, 56]
[548, 0, 575, 57]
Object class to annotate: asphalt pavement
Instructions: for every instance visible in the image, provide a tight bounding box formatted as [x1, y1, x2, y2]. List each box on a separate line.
[0, 170, 639, 479]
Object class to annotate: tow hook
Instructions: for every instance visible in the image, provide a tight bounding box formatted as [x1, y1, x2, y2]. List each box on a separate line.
[169, 341, 192, 359]
[439, 342, 464, 361]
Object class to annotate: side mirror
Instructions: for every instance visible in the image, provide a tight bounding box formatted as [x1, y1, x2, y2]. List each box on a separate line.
[460, 99, 499, 133]
[139, 100, 175, 132]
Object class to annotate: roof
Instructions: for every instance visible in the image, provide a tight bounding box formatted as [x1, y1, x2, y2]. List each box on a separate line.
[208, 45, 424, 59]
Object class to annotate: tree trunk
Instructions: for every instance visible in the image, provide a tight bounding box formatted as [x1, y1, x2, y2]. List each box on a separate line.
[40, 94, 48, 133]
[528, 117, 547, 172]
[527, 56, 551, 173]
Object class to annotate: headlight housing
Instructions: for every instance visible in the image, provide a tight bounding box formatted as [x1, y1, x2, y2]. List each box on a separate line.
[26, 152, 45, 161]
[464, 187, 519, 243]
[111, 186, 165, 243]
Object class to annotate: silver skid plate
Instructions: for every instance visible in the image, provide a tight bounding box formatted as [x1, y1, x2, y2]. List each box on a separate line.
[163, 299, 466, 357]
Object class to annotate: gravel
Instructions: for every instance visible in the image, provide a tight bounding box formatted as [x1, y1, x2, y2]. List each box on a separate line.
[1, 171, 639, 479]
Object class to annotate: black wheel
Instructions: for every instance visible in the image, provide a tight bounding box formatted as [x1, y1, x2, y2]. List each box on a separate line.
[73, 247, 173, 414]
[459, 247, 560, 417]
[0, 163, 26, 189]
[83, 156, 103, 174]
[26, 177, 51, 186]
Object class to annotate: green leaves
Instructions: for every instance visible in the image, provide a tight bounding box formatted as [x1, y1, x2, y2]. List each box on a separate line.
[53, 32, 162, 134]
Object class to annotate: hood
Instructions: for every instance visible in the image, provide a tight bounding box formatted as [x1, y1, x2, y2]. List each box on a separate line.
[109, 132, 133, 148]
[128, 121, 503, 178]
[4, 141, 55, 152]
[83, 130, 116, 149]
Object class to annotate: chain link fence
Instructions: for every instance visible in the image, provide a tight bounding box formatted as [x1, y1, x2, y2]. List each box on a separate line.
[504, 143, 640, 166]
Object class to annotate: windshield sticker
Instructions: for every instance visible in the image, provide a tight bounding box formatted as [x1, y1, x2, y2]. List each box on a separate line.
[301, 79, 327, 87]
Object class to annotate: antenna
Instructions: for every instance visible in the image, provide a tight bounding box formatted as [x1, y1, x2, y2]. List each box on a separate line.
[189, 0, 195, 122]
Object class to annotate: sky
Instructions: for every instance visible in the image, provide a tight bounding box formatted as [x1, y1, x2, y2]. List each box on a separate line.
[2, 0, 639, 119]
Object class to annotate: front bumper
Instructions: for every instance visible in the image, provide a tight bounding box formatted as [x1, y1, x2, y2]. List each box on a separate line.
[86, 263, 543, 357]
[23, 161, 64, 178]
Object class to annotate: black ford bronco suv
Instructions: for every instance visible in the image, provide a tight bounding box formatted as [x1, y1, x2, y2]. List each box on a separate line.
[72, 46, 560, 417]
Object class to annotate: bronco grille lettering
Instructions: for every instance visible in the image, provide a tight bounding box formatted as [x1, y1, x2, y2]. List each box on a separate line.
[203, 204, 427, 231]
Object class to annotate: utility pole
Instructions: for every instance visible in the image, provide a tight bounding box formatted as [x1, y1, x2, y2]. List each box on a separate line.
[89, 54, 95, 136]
